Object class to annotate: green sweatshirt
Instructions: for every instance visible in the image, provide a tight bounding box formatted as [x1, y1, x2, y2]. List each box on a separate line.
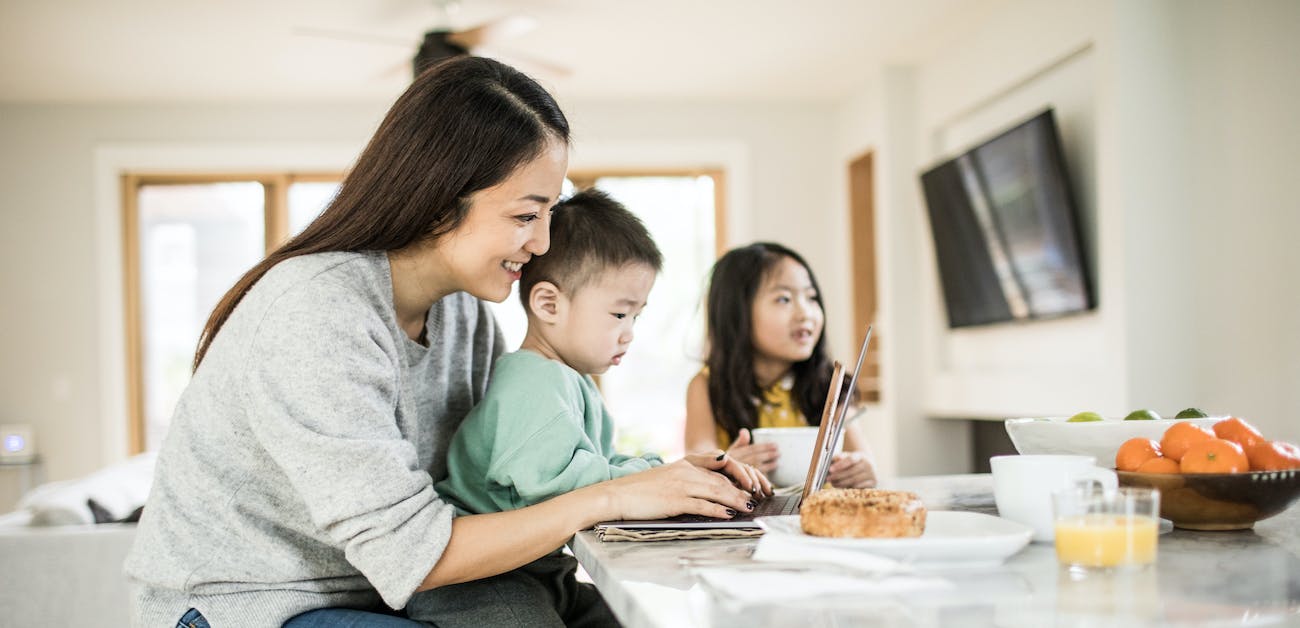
[436, 350, 662, 514]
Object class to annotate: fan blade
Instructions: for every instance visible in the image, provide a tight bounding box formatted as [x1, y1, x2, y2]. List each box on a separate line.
[446, 15, 537, 49]
[293, 26, 412, 48]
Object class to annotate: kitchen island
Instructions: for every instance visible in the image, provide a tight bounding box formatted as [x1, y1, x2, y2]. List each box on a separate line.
[572, 474, 1300, 627]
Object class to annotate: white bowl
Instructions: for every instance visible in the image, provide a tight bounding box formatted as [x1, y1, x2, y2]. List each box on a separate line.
[1003, 416, 1225, 468]
[750, 427, 842, 488]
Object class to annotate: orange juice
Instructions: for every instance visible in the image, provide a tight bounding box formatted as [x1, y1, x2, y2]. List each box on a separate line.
[1054, 514, 1158, 568]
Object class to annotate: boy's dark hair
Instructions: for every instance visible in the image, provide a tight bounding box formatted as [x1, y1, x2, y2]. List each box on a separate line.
[519, 188, 663, 311]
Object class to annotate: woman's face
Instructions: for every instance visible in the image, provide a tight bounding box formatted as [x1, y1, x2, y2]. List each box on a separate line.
[750, 255, 824, 368]
[433, 138, 569, 303]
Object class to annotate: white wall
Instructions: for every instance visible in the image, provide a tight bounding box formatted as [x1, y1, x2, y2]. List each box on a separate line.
[1149, 0, 1300, 443]
[836, 0, 1300, 477]
[0, 100, 839, 482]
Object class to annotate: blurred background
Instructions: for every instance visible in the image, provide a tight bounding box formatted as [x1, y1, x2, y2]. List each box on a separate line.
[2, 0, 1297, 500]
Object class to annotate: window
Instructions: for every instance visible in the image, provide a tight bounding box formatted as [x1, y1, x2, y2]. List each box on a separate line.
[123, 170, 724, 459]
[487, 171, 726, 459]
[122, 173, 341, 454]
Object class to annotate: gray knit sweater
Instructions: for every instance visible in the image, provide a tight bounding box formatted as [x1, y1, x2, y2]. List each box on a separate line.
[124, 251, 504, 627]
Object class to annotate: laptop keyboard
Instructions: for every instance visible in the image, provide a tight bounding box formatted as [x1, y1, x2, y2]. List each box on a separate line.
[751, 493, 801, 517]
[670, 493, 800, 524]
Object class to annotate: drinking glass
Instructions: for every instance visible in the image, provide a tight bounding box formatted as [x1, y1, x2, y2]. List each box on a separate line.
[1052, 485, 1160, 574]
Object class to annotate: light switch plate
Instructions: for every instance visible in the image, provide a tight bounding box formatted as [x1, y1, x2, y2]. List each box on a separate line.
[1, 424, 35, 463]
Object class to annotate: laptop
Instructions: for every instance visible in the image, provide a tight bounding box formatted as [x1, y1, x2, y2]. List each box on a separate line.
[596, 326, 874, 530]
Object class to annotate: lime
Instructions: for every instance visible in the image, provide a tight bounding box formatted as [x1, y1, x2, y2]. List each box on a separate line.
[1124, 409, 1162, 421]
[1066, 411, 1104, 423]
[1175, 407, 1208, 419]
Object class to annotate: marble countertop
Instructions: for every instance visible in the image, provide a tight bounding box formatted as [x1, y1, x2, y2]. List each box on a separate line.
[572, 474, 1300, 628]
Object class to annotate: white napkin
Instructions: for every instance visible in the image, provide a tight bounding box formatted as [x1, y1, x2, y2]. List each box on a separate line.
[751, 529, 905, 575]
[693, 567, 952, 604]
[703, 529, 955, 605]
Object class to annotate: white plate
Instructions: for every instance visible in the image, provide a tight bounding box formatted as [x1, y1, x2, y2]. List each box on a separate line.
[756, 511, 1033, 566]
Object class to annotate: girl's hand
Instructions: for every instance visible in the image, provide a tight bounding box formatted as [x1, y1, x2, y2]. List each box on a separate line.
[726, 428, 780, 473]
[598, 459, 758, 521]
[684, 450, 774, 498]
[827, 451, 877, 488]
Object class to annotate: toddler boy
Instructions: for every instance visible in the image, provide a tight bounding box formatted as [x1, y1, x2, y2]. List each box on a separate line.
[406, 188, 663, 627]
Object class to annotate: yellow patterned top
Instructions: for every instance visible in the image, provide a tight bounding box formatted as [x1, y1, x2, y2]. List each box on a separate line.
[709, 369, 809, 448]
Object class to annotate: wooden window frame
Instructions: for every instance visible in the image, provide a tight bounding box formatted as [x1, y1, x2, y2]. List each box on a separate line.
[847, 152, 881, 402]
[120, 172, 342, 455]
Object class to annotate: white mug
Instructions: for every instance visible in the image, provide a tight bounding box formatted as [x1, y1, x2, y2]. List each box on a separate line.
[750, 427, 841, 488]
[990, 454, 1118, 542]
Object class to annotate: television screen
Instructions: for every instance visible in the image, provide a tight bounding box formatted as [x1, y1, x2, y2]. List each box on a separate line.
[920, 109, 1094, 328]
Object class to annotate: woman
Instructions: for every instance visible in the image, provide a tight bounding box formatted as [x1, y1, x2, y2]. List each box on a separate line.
[124, 57, 760, 628]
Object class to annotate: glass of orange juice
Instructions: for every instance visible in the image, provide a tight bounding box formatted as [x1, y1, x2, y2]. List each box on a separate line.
[1052, 485, 1160, 574]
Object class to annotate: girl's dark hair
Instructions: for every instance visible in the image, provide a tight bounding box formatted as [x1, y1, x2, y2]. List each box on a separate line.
[704, 242, 848, 440]
[193, 56, 569, 369]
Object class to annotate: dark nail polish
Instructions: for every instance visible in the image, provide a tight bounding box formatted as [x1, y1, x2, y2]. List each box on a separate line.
[715, 453, 726, 461]
[746, 500, 756, 511]
[725, 508, 737, 517]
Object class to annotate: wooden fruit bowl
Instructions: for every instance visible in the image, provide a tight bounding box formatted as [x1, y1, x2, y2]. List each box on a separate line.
[1118, 469, 1300, 530]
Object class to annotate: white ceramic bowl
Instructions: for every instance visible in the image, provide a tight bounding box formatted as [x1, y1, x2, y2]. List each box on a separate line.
[750, 427, 842, 488]
[1003, 416, 1225, 468]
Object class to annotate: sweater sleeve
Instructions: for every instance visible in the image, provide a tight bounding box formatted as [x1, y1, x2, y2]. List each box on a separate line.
[242, 282, 453, 609]
[488, 412, 656, 508]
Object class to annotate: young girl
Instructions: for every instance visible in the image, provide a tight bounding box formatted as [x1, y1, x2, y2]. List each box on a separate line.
[685, 242, 877, 488]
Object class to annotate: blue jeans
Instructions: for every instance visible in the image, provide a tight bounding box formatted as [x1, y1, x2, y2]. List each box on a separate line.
[177, 608, 428, 628]
[284, 609, 429, 627]
[177, 609, 210, 628]
[405, 554, 618, 628]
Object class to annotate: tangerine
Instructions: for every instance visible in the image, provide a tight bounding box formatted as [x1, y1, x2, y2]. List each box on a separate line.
[1212, 417, 1264, 450]
[1135, 456, 1180, 474]
[1160, 422, 1214, 462]
[1245, 440, 1300, 471]
[1179, 438, 1249, 474]
[1116, 437, 1162, 471]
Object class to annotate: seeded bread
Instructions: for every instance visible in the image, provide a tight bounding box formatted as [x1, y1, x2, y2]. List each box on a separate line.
[799, 488, 926, 538]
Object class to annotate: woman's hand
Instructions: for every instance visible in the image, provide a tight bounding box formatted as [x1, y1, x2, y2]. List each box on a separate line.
[725, 428, 780, 473]
[827, 451, 877, 488]
[596, 459, 758, 521]
[684, 451, 773, 498]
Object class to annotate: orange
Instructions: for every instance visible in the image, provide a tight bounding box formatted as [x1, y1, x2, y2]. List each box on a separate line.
[1135, 456, 1180, 474]
[1160, 422, 1214, 462]
[1245, 441, 1300, 471]
[1115, 437, 1162, 471]
[1212, 417, 1264, 449]
[1179, 438, 1249, 474]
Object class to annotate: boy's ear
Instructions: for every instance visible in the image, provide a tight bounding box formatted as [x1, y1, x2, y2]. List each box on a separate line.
[528, 281, 562, 323]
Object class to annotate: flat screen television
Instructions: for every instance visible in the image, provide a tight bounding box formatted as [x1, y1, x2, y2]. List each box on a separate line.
[919, 109, 1095, 328]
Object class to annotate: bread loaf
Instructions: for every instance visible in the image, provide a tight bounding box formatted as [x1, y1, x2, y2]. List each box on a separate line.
[799, 488, 926, 538]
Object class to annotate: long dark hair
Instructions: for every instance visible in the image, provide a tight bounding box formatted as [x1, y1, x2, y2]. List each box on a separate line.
[703, 242, 844, 440]
[193, 57, 570, 369]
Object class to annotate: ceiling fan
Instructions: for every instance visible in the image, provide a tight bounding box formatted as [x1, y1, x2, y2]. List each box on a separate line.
[295, 0, 569, 81]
